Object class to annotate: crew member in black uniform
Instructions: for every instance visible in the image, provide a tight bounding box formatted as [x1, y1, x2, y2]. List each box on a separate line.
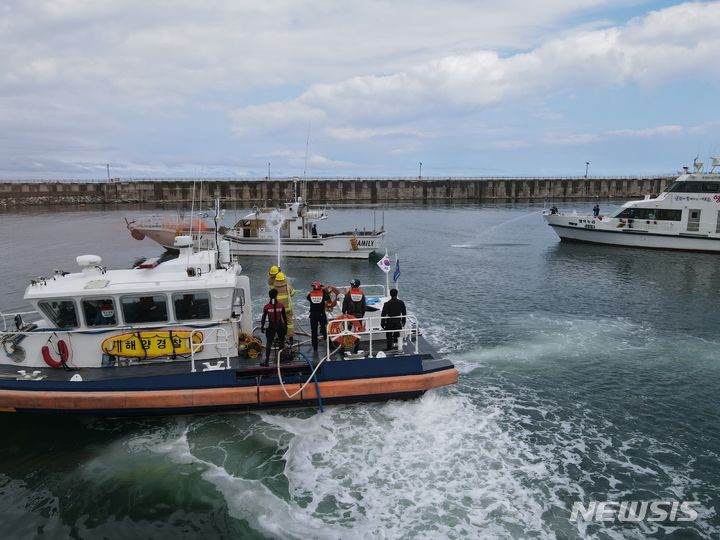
[307, 281, 330, 351]
[381, 288, 406, 351]
[260, 289, 287, 365]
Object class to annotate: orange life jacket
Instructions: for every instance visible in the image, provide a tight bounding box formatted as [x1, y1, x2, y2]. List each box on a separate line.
[349, 287, 364, 302]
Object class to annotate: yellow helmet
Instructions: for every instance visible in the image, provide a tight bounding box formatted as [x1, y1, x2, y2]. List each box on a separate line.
[275, 272, 286, 281]
[269, 265, 279, 275]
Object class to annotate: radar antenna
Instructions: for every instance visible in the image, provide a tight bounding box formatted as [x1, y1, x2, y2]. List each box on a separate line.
[693, 156, 704, 173]
[710, 157, 720, 174]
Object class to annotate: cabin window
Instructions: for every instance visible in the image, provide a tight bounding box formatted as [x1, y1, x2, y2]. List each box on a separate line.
[654, 209, 682, 221]
[703, 183, 720, 192]
[121, 295, 168, 324]
[615, 208, 681, 221]
[38, 300, 78, 329]
[82, 298, 117, 327]
[173, 292, 211, 321]
[666, 181, 704, 193]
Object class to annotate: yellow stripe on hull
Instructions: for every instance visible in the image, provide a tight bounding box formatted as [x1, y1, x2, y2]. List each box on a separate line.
[101, 331, 203, 358]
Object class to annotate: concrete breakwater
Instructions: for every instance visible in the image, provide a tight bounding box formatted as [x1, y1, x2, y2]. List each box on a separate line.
[0, 176, 673, 207]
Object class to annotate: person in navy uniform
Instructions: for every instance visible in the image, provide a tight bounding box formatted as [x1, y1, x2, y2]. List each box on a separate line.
[260, 289, 287, 366]
[307, 281, 330, 351]
[381, 289, 406, 351]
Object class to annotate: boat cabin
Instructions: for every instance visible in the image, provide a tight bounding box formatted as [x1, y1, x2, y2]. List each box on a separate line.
[233, 199, 327, 240]
[9, 237, 252, 369]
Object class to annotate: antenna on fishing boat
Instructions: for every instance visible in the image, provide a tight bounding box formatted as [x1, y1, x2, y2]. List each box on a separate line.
[213, 198, 220, 264]
[188, 179, 197, 267]
[303, 129, 310, 200]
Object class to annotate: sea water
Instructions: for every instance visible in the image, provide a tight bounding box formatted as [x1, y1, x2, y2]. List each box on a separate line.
[0, 202, 718, 539]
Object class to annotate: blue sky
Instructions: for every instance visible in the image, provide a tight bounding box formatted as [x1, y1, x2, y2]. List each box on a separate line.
[1, 0, 719, 179]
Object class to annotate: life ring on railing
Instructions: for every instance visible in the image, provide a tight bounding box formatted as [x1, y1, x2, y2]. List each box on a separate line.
[41, 339, 69, 368]
[327, 314, 363, 348]
[324, 286, 340, 311]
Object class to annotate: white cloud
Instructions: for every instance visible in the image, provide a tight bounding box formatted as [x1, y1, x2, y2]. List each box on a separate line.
[229, 2, 720, 134]
[608, 125, 685, 137]
[0, 1, 718, 177]
[326, 126, 422, 141]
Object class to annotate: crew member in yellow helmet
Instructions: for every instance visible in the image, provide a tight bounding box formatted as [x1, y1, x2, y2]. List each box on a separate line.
[268, 265, 280, 287]
[273, 272, 296, 338]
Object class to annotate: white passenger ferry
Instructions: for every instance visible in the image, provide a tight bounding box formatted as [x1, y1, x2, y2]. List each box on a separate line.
[543, 158, 720, 252]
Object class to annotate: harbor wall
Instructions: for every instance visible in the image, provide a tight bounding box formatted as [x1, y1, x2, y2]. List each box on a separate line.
[0, 177, 674, 207]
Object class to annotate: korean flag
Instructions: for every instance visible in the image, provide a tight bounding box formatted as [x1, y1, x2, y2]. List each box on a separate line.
[377, 254, 391, 273]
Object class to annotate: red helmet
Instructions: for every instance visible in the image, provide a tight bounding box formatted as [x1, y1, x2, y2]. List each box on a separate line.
[311, 281, 322, 289]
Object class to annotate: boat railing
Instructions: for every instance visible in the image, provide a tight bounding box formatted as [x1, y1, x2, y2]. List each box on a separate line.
[0, 310, 41, 332]
[189, 326, 232, 373]
[328, 284, 387, 298]
[324, 314, 420, 357]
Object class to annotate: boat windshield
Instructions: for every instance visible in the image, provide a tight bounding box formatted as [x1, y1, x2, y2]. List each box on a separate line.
[665, 181, 720, 193]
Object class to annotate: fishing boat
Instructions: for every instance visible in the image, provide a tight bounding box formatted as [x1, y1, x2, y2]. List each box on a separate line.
[543, 158, 720, 252]
[126, 189, 385, 259]
[0, 238, 456, 416]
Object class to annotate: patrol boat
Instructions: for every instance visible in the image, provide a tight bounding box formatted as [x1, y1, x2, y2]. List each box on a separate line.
[543, 158, 720, 252]
[127, 197, 385, 259]
[0, 237, 456, 415]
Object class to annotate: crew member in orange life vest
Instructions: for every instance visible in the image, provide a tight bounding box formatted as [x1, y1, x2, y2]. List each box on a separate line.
[307, 281, 330, 351]
[260, 289, 287, 365]
[342, 279, 366, 319]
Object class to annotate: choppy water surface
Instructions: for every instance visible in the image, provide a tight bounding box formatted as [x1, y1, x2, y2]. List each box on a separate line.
[0, 202, 718, 539]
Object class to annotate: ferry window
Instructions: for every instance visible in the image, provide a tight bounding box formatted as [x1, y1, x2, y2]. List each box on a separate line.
[667, 181, 703, 193]
[38, 300, 78, 329]
[702, 183, 719, 192]
[655, 209, 682, 221]
[121, 295, 168, 324]
[173, 292, 211, 321]
[82, 298, 117, 327]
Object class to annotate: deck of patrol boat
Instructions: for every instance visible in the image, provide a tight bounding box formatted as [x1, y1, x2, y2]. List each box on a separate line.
[0, 332, 455, 415]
